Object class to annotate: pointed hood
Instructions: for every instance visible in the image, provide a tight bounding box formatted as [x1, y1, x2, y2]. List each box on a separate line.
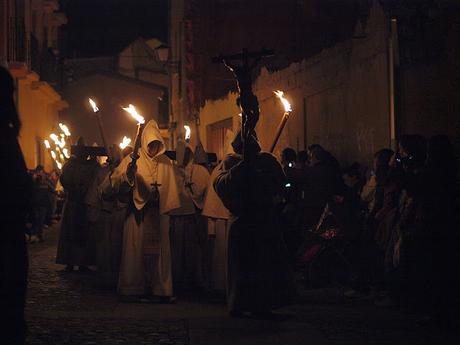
[133, 119, 169, 211]
[175, 139, 193, 167]
[140, 120, 166, 159]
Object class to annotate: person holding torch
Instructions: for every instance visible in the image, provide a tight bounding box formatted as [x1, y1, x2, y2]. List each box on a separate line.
[108, 115, 180, 303]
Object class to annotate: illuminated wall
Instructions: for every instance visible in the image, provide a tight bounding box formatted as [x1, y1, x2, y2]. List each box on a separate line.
[16, 71, 68, 171]
[198, 1, 390, 167]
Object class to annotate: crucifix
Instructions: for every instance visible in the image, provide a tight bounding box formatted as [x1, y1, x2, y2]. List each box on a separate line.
[212, 48, 274, 160]
[151, 181, 162, 205]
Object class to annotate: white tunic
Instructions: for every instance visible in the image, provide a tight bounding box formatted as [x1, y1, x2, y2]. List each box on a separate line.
[110, 120, 180, 296]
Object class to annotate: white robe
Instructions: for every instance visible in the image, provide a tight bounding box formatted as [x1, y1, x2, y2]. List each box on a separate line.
[202, 160, 231, 291]
[110, 120, 180, 296]
[201, 130, 234, 291]
[169, 147, 210, 286]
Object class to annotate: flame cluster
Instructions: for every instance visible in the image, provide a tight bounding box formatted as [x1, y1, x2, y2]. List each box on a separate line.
[44, 122, 72, 170]
[119, 136, 132, 149]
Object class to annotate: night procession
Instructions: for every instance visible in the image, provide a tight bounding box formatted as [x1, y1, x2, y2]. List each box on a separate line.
[1, 1, 460, 344]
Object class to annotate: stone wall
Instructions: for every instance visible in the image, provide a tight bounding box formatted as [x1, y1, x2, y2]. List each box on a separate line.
[199, 1, 391, 167]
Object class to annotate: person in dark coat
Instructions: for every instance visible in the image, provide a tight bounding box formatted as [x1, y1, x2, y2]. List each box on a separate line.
[214, 132, 294, 318]
[417, 135, 459, 327]
[56, 138, 99, 272]
[0, 66, 33, 344]
[302, 146, 339, 229]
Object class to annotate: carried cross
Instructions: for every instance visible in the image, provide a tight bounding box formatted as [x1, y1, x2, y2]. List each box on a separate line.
[212, 48, 274, 160]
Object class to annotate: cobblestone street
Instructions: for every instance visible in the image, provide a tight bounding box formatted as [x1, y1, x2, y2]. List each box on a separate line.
[26, 224, 190, 345]
[25, 224, 460, 345]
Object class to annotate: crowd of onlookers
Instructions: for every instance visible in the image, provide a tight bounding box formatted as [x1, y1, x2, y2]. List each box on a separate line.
[26, 132, 460, 323]
[26, 166, 63, 243]
[280, 134, 460, 325]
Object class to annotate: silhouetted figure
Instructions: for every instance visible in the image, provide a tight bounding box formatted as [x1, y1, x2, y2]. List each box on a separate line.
[0, 66, 33, 344]
[303, 146, 338, 229]
[56, 137, 99, 272]
[214, 132, 293, 318]
[297, 150, 310, 169]
[280, 147, 305, 255]
[418, 135, 459, 327]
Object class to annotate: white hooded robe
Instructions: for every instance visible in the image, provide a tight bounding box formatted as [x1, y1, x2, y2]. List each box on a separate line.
[201, 130, 234, 291]
[169, 141, 210, 286]
[110, 120, 180, 296]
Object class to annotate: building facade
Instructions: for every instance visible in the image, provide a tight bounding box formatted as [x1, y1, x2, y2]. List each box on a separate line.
[0, 0, 68, 171]
[178, 0, 460, 166]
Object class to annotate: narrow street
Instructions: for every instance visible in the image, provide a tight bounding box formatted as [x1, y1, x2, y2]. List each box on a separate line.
[26, 224, 459, 345]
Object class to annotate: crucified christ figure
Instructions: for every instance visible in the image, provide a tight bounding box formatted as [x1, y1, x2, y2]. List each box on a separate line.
[212, 48, 274, 160]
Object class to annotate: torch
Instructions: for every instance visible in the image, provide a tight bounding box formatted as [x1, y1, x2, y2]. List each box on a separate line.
[269, 90, 292, 153]
[184, 125, 191, 143]
[89, 98, 110, 160]
[122, 104, 146, 166]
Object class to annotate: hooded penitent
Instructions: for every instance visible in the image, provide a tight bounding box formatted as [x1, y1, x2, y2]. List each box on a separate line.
[172, 139, 210, 212]
[112, 120, 180, 214]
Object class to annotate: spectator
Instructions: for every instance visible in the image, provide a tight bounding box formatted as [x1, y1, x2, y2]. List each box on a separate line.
[302, 146, 338, 229]
[30, 172, 53, 243]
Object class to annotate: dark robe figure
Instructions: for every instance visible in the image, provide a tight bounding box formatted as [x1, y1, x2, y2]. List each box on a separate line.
[56, 141, 98, 271]
[0, 66, 33, 344]
[93, 146, 128, 288]
[214, 132, 293, 316]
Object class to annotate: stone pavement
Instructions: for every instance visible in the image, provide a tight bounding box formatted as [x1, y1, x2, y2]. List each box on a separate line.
[25, 223, 460, 345]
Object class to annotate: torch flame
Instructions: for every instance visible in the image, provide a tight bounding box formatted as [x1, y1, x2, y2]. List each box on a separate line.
[184, 125, 191, 141]
[59, 123, 71, 136]
[119, 136, 132, 149]
[274, 90, 292, 113]
[44, 140, 51, 149]
[122, 104, 145, 124]
[56, 161, 62, 170]
[63, 148, 70, 159]
[89, 98, 99, 113]
[51, 151, 57, 159]
[50, 133, 59, 142]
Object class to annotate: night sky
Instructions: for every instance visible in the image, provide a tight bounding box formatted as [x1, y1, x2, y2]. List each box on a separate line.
[61, 0, 168, 57]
